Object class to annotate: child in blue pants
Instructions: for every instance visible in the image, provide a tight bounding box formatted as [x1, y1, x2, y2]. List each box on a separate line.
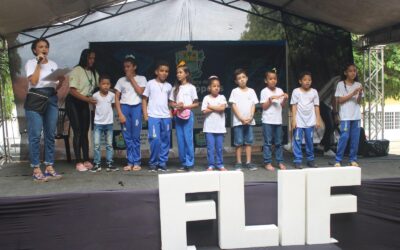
[115, 55, 147, 171]
[260, 69, 288, 171]
[169, 61, 199, 171]
[334, 63, 363, 167]
[290, 71, 321, 169]
[201, 76, 228, 171]
[142, 61, 173, 171]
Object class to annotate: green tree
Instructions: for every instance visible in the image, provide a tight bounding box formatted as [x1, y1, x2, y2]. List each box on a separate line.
[0, 38, 15, 120]
[352, 35, 400, 100]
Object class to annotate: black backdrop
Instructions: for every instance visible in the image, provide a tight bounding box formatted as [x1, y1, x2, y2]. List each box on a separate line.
[90, 41, 287, 100]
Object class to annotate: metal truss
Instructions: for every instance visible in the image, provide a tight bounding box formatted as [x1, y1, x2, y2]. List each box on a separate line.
[10, 0, 166, 50]
[362, 46, 385, 140]
[0, 43, 11, 165]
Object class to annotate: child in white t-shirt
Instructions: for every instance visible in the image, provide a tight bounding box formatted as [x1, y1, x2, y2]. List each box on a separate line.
[142, 61, 173, 172]
[91, 75, 116, 172]
[201, 76, 228, 171]
[169, 61, 199, 171]
[229, 68, 259, 171]
[334, 63, 364, 167]
[290, 71, 321, 169]
[114, 55, 147, 171]
[260, 69, 288, 171]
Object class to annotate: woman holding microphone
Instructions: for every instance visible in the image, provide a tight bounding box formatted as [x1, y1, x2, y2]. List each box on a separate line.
[24, 38, 64, 182]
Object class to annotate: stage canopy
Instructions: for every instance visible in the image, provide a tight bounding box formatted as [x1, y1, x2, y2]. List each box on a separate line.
[1, 0, 400, 46]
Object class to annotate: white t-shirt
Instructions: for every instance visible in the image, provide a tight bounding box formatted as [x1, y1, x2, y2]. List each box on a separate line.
[25, 59, 58, 89]
[260, 87, 284, 125]
[169, 83, 198, 105]
[229, 87, 259, 127]
[201, 94, 228, 133]
[335, 81, 363, 121]
[93, 91, 115, 125]
[114, 75, 147, 105]
[143, 79, 172, 118]
[290, 87, 319, 128]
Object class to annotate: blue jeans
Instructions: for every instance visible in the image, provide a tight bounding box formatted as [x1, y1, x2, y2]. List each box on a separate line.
[233, 125, 254, 146]
[121, 104, 142, 166]
[262, 124, 284, 164]
[148, 117, 171, 168]
[206, 133, 224, 168]
[25, 91, 58, 168]
[292, 127, 314, 163]
[175, 112, 194, 168]
[93, 124, 114, 165]
[335, 120, 361, 163]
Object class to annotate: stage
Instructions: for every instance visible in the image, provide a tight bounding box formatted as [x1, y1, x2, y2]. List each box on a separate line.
[0, 152, 399, 250]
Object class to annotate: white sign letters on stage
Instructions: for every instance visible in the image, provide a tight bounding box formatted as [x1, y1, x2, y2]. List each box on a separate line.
[159, 167, 361, 250]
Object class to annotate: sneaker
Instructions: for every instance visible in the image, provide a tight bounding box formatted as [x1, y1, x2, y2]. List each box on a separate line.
[83, 161, 93, 170]
[334, 162, 341, 167]
[307, 161, 317, 168]
[32, 170, 48, 182]
[177, 167, 187, 172]
[76, 162, 87, 172]
[219, 167, 228, 171]
[323, 149, 336, 157]
[106, 164, 119, 172]
[234, 163, 242, 171]
[44, 168, 62, 181]
[350, 161, 359, 167]
[245, 163, 258, 171]
[149, 167, 157, 173]
[90, 164, 102, 172]
[158, 167, 169, 172]
[206, 166, 214, 171]
[294, 163, 303, 169]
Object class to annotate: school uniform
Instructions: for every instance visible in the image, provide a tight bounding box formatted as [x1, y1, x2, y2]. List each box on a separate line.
[201, 94, 228, 169]
[229, 87, 259, 146]
[290, 87, 319, 164]
[334, 81, 363, 163]
[114, 75, 147, 167]
[143, 79, 173, 169]
[169, 83, 198, 168]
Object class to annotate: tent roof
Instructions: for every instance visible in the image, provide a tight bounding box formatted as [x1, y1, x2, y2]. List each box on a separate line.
[253, 0, 400, 34]
[0, 0, 122, 37]
[1, 0, 400, 45]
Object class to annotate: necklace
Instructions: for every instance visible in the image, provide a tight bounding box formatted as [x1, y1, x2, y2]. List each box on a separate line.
[83, 68, 94, 86]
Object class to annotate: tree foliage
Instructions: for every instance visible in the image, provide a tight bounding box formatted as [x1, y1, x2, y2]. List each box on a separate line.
[0, 39, 15, 120]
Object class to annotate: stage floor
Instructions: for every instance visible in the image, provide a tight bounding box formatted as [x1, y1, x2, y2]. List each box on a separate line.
[1, 151, 400, 197]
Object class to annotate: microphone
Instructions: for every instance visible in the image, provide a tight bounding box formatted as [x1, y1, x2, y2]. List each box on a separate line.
[36, 54, 45, 63]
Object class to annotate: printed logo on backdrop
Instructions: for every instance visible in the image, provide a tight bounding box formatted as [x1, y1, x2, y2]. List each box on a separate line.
[175, 44, 205, 79]
[175, 44, 209, 96]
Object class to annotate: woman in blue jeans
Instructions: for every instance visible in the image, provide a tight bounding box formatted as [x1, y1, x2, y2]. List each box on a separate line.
[24, 38, 64, 182]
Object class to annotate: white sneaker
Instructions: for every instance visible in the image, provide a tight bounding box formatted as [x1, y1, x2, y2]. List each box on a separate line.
[323, 149, 336, 157]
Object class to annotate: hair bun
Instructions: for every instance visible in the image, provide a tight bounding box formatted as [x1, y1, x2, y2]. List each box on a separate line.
[177, 60, 186, 68]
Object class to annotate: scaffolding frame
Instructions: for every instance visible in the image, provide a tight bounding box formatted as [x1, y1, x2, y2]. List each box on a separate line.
[362, 46, 385, 140]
